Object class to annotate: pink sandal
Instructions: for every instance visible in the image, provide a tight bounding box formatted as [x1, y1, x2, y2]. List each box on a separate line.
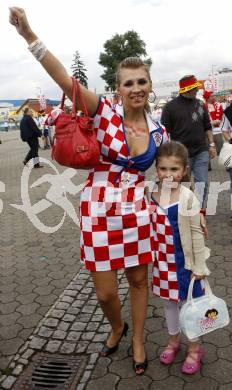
[181, 345, 204, 374]
[160, 342, 181, 365]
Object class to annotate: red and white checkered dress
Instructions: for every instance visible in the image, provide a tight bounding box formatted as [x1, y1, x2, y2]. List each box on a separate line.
[80, 97, 169, 271]
[151, 200, 179, 302]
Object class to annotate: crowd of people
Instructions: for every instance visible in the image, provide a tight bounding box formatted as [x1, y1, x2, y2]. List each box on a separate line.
[8, 5, 232, 378]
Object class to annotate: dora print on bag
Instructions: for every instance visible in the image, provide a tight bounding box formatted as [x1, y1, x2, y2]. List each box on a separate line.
[199, 308, 219, 333]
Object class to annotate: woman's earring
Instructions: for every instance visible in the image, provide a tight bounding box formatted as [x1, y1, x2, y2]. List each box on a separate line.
[117, 94, 123, 106]
[148, 90, 156, 104]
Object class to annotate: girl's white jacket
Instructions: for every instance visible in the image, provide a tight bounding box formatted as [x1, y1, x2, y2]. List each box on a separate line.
[178, 185, 210, 276]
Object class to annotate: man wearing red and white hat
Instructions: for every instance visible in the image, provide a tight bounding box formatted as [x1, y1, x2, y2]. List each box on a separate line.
[161, 75, 216, 209]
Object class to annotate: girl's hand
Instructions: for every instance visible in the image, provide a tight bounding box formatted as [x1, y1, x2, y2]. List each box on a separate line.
[200, 213, 208, 239]
[191, 273, 205, 280]
[9, 7, 35, 42]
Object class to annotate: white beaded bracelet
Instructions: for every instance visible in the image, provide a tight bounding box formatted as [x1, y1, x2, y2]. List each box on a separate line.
[28, 39, 47, 61]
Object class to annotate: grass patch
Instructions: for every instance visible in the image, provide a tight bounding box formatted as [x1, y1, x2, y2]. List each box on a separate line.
[0, 367, 13, 375]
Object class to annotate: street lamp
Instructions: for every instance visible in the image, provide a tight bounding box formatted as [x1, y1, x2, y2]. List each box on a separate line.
[211, 65, 218, 92]
[212, 64, 217, 76]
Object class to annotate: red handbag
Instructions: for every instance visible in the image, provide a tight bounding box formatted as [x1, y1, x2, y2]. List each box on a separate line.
[52, 77, 100, 169]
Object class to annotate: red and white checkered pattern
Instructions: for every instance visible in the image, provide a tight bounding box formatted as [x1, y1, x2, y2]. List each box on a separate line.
[80, 97, 167, 272]
[151, 201, 180, 302]
[94, 99, 129, 160]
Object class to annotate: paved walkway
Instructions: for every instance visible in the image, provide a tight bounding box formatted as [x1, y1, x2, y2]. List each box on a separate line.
[0, 131, 232, 389]
[0, 131, 87, 368]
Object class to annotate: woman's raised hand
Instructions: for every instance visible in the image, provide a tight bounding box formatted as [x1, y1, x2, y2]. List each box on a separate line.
[9, 6, 99, 115]
[9, 7, 35, 42]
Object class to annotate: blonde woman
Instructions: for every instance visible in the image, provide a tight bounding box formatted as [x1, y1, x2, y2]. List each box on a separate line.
[9, 7, 169, 375]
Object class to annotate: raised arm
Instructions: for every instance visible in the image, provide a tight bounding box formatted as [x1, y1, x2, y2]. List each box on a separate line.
[9, 7, 99, 116]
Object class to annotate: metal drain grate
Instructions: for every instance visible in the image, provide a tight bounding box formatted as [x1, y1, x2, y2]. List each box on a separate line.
[13, 353, 88, 390]
[32, 360, 72, 388]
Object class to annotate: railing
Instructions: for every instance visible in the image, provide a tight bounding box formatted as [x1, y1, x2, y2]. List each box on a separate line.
[0, 122, 19, 131]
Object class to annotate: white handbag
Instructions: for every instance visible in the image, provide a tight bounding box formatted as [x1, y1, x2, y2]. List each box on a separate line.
[179, 277, 230, 340]
[218, 142, 232, 168]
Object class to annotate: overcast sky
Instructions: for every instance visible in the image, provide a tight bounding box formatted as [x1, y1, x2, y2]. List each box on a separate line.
[1, 0, 231, 99]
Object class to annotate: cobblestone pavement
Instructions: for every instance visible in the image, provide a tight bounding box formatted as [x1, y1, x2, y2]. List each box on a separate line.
[0, 131, 88, 369]
[0, 131, 232, 389]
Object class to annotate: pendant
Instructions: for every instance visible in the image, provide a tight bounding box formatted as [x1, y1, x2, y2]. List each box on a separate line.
[121, 171, 131, 186]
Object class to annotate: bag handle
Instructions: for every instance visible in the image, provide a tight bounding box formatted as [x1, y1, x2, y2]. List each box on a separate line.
[187, 277, 213, 303]
[73, 78, 89, 116]
[60, 77, 89, 117]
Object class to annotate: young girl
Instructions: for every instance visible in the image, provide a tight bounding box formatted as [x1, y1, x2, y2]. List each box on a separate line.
[150, 141, 210, 375]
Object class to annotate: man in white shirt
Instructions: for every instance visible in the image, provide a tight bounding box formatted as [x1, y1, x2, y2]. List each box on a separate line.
[152, 99, 167, 124]
[38, 110, 51, 149]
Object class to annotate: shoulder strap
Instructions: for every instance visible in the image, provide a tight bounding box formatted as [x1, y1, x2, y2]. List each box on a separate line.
[60, 77, 89, 117]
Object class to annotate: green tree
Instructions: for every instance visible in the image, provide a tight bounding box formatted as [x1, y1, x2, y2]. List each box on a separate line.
[99, 30, 152, 91]
[71, 51, 88, 88]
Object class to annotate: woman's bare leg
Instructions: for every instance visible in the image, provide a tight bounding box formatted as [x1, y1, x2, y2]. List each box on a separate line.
[91, 270, 124, 347]
[125, 264, 148, 365]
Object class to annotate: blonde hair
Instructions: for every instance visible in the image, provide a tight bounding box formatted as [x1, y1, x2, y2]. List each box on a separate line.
[116, 57, 152, 112]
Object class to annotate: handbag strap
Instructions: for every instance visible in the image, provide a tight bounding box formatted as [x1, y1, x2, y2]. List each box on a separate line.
[73, 78, 89, 116]
[60, 77, 89, 117]
[187, 277, 213, 302]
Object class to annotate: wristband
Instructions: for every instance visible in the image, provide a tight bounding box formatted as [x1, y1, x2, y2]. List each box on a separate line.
[200, 208, 206, 216]
[28, 39, 47, 61]
[209, 142, 215, 147]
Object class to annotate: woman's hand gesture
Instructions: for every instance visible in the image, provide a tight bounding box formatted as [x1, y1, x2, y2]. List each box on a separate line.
[9, 6, 98, 115]
[9, 7, 35, 42]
